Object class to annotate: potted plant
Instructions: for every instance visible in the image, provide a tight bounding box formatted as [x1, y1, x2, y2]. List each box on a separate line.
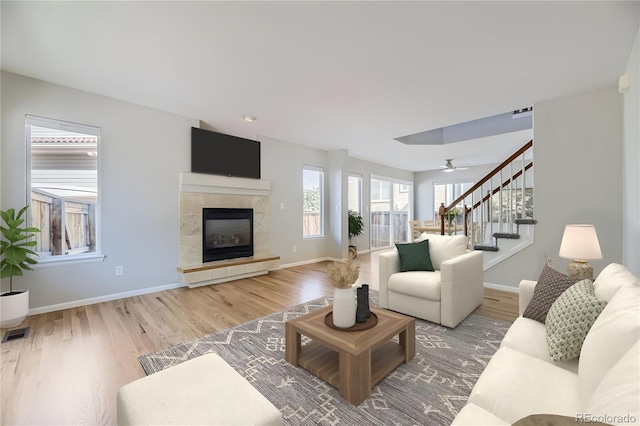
[444, 208, 459, 224]
[348, 210, 364, 258]
[327, 256, 360, 328]
[1, 206, 40, 328]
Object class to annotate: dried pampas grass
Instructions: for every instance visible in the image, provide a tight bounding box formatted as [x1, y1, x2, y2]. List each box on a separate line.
[327, 256, 360, 289]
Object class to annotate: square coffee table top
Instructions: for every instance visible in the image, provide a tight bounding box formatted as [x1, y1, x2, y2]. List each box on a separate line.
[286, 306, 414, 356]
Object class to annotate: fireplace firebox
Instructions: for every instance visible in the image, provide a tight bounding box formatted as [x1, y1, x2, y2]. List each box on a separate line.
[202, 208, 253, 262]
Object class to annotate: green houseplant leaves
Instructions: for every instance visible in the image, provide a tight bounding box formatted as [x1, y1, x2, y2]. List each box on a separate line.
[348, 210, 365, 245]
[0, 206, 40, 293]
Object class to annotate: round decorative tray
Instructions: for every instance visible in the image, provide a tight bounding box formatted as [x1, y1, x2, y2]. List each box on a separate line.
[324, 311, 378, 331]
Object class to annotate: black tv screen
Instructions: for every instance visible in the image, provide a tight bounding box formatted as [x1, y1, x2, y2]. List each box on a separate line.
[191, 127, 261, 179]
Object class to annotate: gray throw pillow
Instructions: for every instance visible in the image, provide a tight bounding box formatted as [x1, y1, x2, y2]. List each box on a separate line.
[546, 279, 607, 362]
[523, 265, 578, 323]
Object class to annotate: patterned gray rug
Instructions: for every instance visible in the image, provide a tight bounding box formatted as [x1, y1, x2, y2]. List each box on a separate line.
[139, 293, 511, 425]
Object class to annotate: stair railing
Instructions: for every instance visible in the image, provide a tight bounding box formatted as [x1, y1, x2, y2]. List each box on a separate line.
[438, 140, 533, 247]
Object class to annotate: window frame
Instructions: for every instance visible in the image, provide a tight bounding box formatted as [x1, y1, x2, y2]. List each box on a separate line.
[25, 115, 104, 265]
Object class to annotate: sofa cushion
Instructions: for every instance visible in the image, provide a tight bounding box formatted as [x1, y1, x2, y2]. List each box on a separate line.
[467, 347, 581, 424]
[546, 279, 607, 362]
[512, 414, 610, 426]
[593, 262, 640, 302]
[522, 265, 578, 323]
[451, 403, 509, 425]
[586, 341, 640, 423]
[416, 233, 468, 270]
[500, 316, 578, 373]
[388, 270, 441, 301]
[579, 281, 640, 407]
[395, 240, 434, 272]
[117, 353, 282, 425]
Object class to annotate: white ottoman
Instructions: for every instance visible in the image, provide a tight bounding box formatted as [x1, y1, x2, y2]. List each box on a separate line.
[117, 353, 282, 425]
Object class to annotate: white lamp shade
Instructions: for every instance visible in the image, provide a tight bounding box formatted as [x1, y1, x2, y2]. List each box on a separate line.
[559, 224, 603, 261]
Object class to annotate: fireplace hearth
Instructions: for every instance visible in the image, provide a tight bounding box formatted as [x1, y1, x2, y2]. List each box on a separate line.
[203, 208, 253, 262]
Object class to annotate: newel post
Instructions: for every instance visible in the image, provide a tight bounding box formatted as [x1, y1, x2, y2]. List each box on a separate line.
[438, 203, 446, 235]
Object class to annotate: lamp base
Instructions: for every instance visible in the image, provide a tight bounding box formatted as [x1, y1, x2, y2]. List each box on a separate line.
[567, 260, 593, 281]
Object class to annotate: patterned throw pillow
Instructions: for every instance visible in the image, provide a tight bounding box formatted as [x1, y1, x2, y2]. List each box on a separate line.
[546, 279, 607, 362]
[523, 264, 579, 323]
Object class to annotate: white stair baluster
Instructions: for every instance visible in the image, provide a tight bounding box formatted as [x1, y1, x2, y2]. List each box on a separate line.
[498, 171, 503, 233]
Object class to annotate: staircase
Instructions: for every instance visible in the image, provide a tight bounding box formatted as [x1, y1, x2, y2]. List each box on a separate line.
[437, 140, 535, 271]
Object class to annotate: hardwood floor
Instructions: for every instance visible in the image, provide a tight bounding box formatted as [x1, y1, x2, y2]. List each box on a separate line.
[0, 252, 518, 425]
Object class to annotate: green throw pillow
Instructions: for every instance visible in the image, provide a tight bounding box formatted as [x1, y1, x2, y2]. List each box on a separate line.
[546, 279, 607, 362]
[395, 240, 434, 272]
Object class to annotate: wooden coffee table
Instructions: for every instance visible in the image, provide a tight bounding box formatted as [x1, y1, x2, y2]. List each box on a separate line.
[285, 306, 415, 405]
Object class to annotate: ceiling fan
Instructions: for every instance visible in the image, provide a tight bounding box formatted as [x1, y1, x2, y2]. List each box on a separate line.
[440, 159, 469, 173]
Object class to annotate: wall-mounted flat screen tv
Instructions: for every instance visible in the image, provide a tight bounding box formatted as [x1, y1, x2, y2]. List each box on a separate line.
[191, 127, 261, 179]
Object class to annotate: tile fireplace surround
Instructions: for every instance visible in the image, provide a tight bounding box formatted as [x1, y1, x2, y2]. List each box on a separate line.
[177, 172, 279, 288]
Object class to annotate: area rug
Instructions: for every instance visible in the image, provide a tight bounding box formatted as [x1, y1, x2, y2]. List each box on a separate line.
[139, 293, 511, 425]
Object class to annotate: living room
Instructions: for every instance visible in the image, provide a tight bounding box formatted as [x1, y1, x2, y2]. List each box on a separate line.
[1, 2, 639, 425]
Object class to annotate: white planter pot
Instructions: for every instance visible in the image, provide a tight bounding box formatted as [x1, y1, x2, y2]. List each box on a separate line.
[332, 287, 356, 328]
[0, 290, 29, 328]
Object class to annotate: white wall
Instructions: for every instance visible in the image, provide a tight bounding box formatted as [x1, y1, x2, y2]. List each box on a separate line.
[623, 30, 640, 276]
[328, 149, 349, 260]
[1, 74, 414, 311]
[484, 85, 623, 287]
[1, 71, 199, 308]
[262, 139, 414, 263]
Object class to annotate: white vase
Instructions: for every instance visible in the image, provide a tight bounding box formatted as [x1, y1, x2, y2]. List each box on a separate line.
[332, 287, 356, 328]
[0, 289, 29, 328]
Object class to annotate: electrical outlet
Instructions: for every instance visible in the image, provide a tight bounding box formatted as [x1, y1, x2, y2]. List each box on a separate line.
[293, 245, 297, 252]
[115, 265, 124, 276]
[280, 203, 285, 210]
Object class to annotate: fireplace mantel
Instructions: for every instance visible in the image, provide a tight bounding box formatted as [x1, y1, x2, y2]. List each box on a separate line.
[177, 172, 277, 287]
[179, 172, 270, 196]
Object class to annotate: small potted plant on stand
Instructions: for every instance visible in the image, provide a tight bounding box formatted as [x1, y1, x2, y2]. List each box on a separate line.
[1, 206, 40, 328]
[348, 210, 364, 258]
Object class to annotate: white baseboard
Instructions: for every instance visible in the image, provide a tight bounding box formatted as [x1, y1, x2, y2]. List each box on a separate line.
[483, 281, 519, 293]
[28, 282, 186, 316]
[277, 257, 334, 269]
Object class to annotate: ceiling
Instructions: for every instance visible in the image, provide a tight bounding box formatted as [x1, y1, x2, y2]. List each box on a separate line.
[1, 1, 638, 172]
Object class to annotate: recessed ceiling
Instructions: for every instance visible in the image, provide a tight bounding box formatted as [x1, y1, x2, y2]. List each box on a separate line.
[1, 1, 637, 172]
[396, 108, 533, 146]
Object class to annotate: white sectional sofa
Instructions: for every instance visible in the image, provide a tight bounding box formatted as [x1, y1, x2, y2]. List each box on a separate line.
[452, 263, 640, 425]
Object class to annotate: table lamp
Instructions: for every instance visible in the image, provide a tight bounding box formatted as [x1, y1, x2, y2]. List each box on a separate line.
[559, 224, 602, 280]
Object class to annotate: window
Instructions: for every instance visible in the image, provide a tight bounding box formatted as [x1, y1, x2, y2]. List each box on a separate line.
[303, 165, 324, 238]
[370, 176, 413, 248]
[433, 181, 474, 215]
[26, 115, 101, 261]
[371, 179, 391, 202]
[348, 173, 362, 214]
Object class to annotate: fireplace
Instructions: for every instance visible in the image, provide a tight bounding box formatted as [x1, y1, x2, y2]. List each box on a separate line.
[202, 208, 254, 262]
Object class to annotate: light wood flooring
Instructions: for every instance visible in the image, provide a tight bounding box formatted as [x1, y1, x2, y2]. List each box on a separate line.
[0, 252, 519, 425]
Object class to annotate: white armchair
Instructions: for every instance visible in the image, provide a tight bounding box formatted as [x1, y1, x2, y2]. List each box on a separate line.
[379, 234, 484, 328]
